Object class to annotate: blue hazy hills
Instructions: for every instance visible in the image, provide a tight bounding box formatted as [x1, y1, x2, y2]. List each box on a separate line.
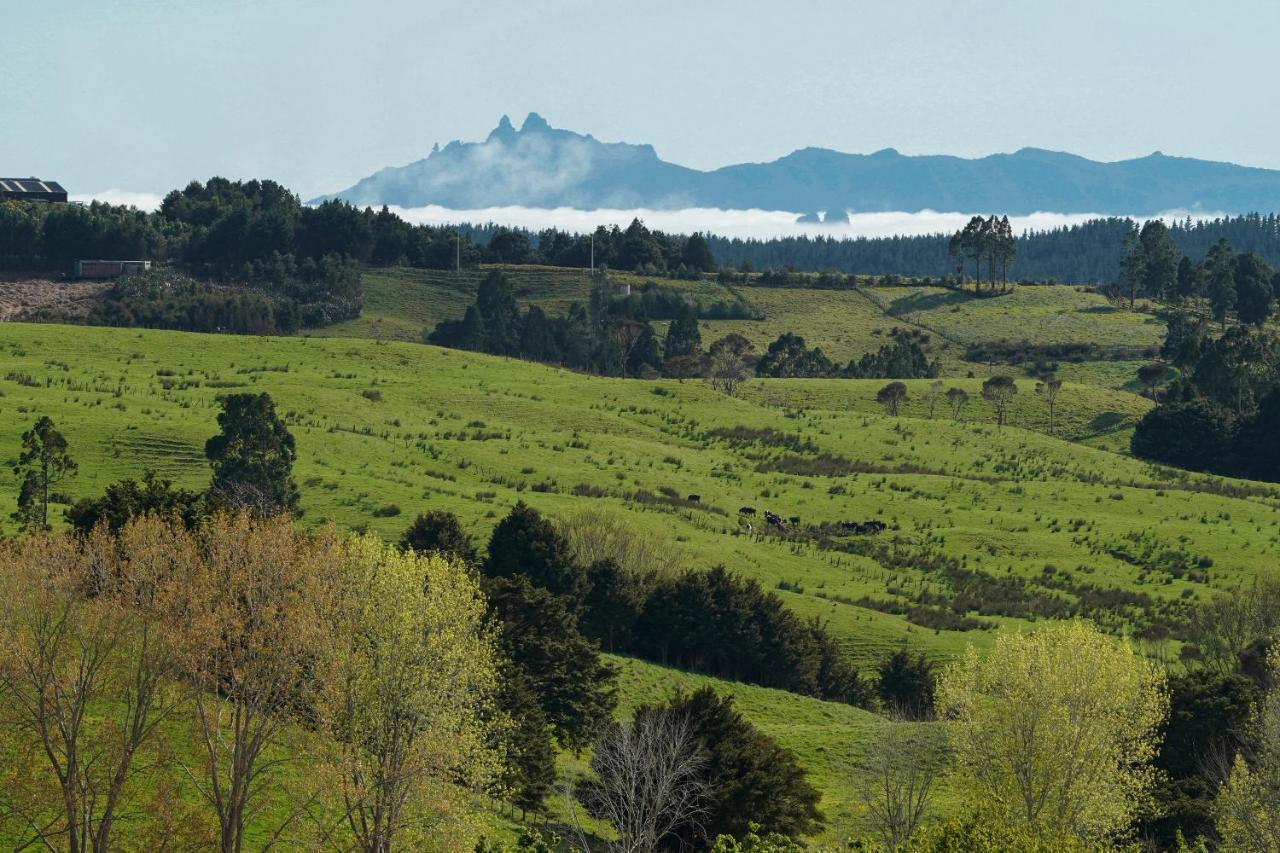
[321, 113, 1280, 216]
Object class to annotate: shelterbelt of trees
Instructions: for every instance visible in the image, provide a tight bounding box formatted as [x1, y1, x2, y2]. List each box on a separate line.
[426, 270, 938, 382]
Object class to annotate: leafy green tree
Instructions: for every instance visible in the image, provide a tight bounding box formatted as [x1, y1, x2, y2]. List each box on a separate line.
[1136, 363, 1168, 399]
[756, 333, 835, 378]
[935, 621, 1167, 845]
[652, 687, 823, 843]
[518, 305, 559, 362]
[485, 575, 617, 751]
[11, 415, 76, 531]
[204, 393, 300, 515]
[1130, 396, 1234, 474]
[1207, 239, 1238, 327]
[484, 501, 588, 603]
[320, 537, 501, 852]
[878, 649, 936, 719]
[581, 559, 651, 653]
[681, 233, 716, 273]
[981, 376, 1017, 427]
[1138, 220, 1180, 302]
[624, 321, 664, 377]
[1161, 311, 1207, 368]
[845, 334, 938, 379]
[950, 216, 990, 290]
[399, 509, 477, 563]
[1140, 670, 1256, 849]
[1176, 255, 1201, 300]
[1233, 252, 1274, 326]
[476, 271, 521, 355]
[1119, 223, 1147, 309]
[664, 308, 702, 360]
[1234, 388, 1280, 482]
[946, 387, 969, 420]
[65, 471, 204, 534]
[495, 669, 556, 819]
[876, 381, 908, 417]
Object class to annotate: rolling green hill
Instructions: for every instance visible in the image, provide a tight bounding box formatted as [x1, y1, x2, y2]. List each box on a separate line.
[0, 323, 1273, 673]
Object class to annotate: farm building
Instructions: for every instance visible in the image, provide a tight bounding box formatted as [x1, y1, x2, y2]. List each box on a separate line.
[0, 178, 68, 203]
[75, 260, 152, 279]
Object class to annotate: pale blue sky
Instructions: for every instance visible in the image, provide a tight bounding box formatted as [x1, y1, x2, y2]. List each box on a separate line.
[4, 0, 1278, 199]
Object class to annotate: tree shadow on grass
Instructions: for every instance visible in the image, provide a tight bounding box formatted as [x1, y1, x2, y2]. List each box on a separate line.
[883, 289, 974, 317]
[1087, 411, 1129, 433]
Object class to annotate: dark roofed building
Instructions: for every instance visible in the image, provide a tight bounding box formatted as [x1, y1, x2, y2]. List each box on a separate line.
[0, 178, 68, 203]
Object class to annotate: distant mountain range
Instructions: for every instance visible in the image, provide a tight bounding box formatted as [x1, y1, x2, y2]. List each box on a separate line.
[319, 113, 1280, 217]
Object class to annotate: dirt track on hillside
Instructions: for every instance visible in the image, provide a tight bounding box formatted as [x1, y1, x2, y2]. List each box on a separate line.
[0, 279, 107, 322]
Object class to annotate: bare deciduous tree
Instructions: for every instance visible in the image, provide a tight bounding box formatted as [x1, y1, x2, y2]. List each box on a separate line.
[1184, 572, 1280, 674]
[860, 721, 945, 851]
[706, 334, 752, 397]
[557, 508, 685, 579]
[924, 380, 944, 419]
[1035, 376, 1063, 435]
[946, 387, 969, 420]
[567, 711, 707, 853]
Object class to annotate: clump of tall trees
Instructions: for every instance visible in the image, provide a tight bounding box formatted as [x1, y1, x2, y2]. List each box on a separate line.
[948, 215, 1017, 292]
[754, 329, 939, 380]
[1132, 317, 1280, 481]
[1121, 229, 1278, 324]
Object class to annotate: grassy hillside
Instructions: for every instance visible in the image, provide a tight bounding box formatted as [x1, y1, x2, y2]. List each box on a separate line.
[863, 284, 1164, 351]
[0, 324, 1275, 674]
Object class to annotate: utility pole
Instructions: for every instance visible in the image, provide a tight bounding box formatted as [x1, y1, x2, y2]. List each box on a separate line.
[590, 231, 594, 276]
[456, 232, 461, 273]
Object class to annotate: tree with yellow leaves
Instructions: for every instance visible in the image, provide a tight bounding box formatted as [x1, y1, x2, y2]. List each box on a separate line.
[315, 537, 503, 852]
[935, 620, 1167, 846]
[0, 518, 199, 853]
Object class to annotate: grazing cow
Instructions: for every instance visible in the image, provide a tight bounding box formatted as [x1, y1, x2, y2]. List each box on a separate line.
[687, 494, 701, 503]
[864, 520, 887, 534]
[739, 506, 756, 516]
[764, 510, 782, 526]
[788, 515, 801, 525]
[840, 521, 859, 532]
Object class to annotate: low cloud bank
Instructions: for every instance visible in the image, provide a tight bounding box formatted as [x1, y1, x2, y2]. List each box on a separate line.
[386, 205, 1222, 240]
[70, 191, 1219, 241]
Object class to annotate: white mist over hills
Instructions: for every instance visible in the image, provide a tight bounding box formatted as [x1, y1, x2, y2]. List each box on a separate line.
[71, 190, 1217, 240]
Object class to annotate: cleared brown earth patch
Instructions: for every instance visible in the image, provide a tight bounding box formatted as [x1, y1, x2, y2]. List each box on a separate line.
[0, 278, 107, 322]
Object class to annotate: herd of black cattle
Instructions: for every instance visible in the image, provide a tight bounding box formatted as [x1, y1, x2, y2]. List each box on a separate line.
[684, 496, 886, 536]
